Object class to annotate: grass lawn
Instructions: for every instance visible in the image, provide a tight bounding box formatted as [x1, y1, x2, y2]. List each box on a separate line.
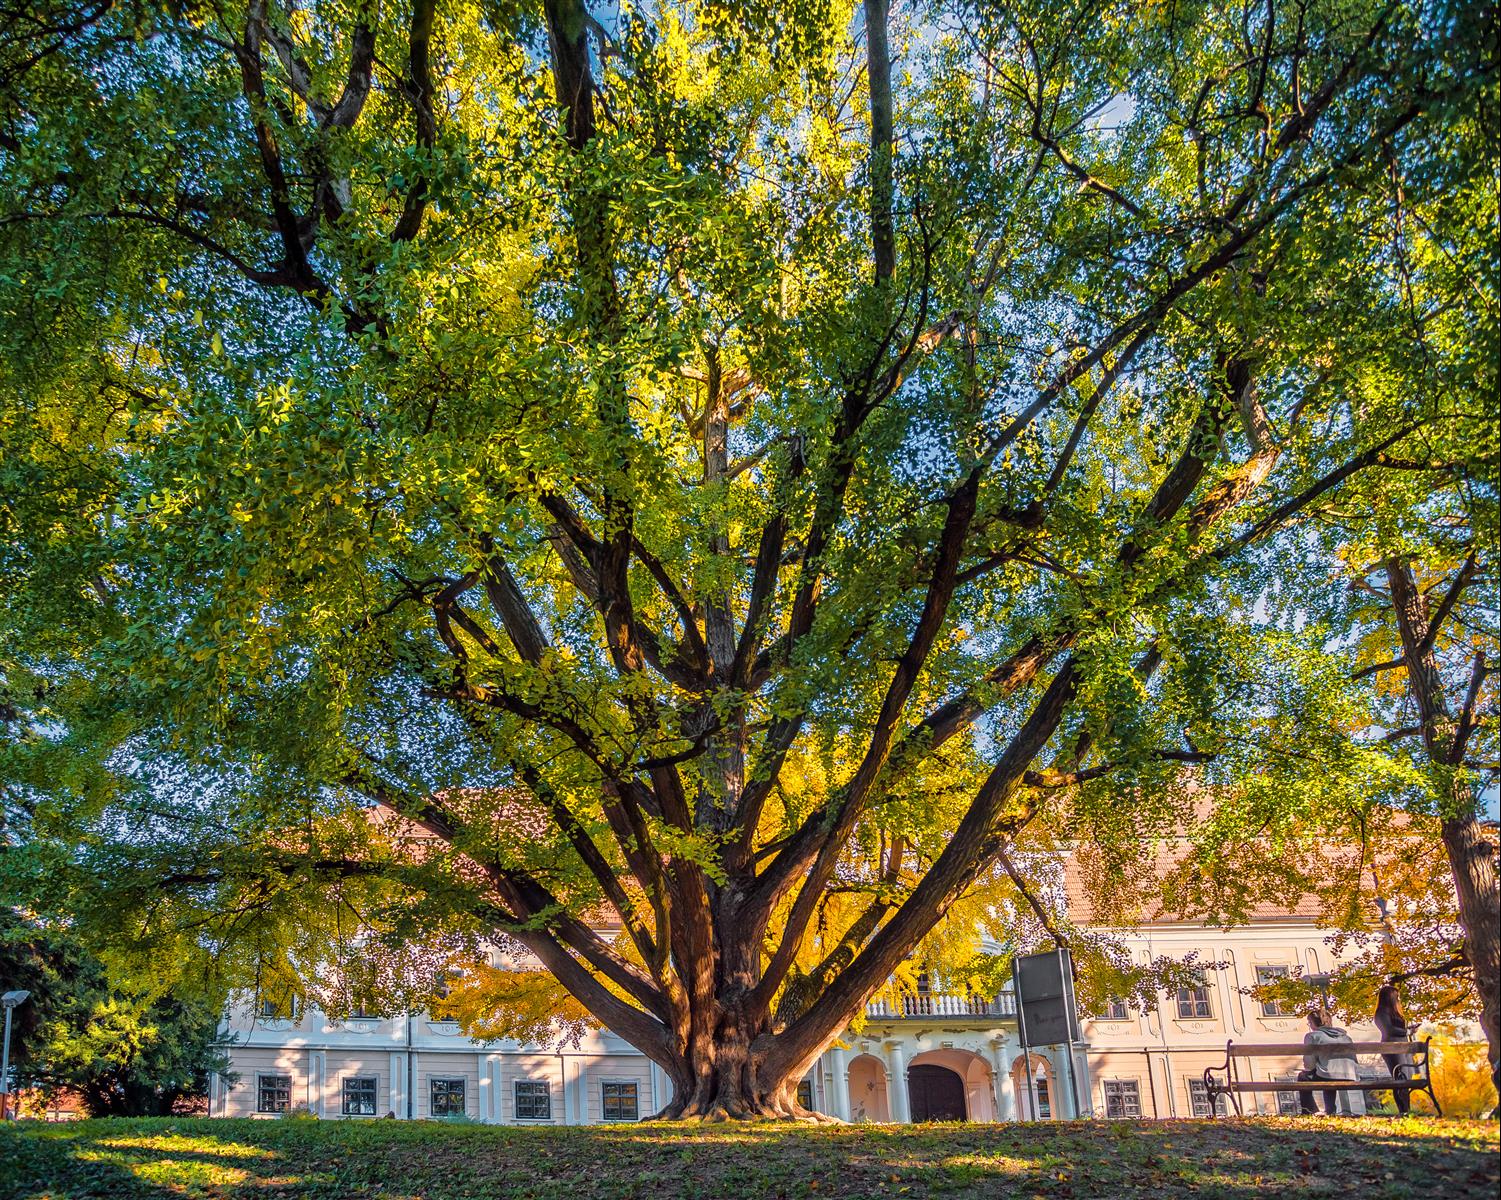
[1, 1116, 1496, 1200]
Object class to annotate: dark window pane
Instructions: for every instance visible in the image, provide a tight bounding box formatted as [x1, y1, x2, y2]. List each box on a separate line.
[257, 1074, 292, 1113]
[430, 1078, 466, 1117]
[515, 1079, 551, 1121]
[601, 1081, 638, 1122]
[342, 1077, 378, 1116]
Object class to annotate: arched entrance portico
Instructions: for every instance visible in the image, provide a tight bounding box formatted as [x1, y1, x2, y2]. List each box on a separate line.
[907, 1048, 997, 1122]
[847, 1053, 890, 1122]
[1010, 1053, 1055, 1120]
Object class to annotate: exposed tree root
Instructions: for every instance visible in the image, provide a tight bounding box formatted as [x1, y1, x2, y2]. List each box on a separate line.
[646, 1094, 844, 1124]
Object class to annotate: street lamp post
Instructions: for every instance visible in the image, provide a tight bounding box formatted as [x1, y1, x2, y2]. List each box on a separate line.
[2, 989, 32, 1120]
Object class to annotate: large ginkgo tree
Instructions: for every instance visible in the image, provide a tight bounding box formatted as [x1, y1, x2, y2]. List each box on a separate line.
[1, 0, 1494, 1117]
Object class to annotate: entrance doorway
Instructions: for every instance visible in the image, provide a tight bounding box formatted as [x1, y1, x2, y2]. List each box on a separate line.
[908, 1064, 966, 1121]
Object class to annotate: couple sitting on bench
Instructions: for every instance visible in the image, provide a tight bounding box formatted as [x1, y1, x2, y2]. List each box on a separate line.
[1298, 1009, 1366, 1115]
[1205, 985, 1432, 1117]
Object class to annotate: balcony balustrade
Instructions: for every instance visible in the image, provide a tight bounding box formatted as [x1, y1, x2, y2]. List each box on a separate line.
[864, 991, 1016, 1020]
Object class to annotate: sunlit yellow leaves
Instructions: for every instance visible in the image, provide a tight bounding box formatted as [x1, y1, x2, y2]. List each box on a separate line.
[439, 963, 597, 1046]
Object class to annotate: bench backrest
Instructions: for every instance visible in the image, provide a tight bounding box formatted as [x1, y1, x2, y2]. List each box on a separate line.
[1225, 1041, 1424, 1057]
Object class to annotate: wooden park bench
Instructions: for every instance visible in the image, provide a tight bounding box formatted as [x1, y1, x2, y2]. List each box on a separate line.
[1203, 1039, 1439, 1117]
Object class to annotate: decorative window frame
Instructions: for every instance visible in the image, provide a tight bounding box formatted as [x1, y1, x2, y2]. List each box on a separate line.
[256, 1073, 292, 1114]
[513, 1078, 553, 1122]
[342, 1076, 378, 1117]
[1175, 973, 1213, 1020]
[429, 1076, 467, 1118]
[600, 1079, 641, 1123]
[1186, 1077, 1227, 1117]
[1254, 965, 1290, 1017]
[1101, 1079, 1141, 1119]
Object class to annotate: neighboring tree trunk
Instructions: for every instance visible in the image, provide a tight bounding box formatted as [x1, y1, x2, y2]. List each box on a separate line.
[1385, 559, 1501, 1089]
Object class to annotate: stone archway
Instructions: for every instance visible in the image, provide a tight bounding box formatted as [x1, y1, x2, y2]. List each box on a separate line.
[907, 1048, 997, 1122]
[847, 1053, 890, 1122]
[1010, 1053, 1055, 1120]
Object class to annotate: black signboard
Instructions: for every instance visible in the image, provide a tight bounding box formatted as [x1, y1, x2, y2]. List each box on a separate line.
[1011, 947, 1080, 1047]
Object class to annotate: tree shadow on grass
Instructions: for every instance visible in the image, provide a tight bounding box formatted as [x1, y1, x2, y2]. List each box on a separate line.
[0, 1122, 292, 1200]
[0, 1115, 1496, 1200]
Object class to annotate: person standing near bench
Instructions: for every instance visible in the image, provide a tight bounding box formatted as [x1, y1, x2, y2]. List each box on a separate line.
[1298, 1009, 1361, 1115]
[1373, 985, 1415, 1116]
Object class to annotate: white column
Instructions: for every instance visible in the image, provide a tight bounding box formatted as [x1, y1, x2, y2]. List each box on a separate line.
[574, 1059, 588, 1125]
[884, 1042, 910, 1123]
[829, 1046, 851, 1121]
[650, 1063, 668, 1116]
[389, 1052, 404, 1120]
[560, 1056, 574, 1124]
[989, 1040, 1014, 1122]
[1051, 1048, 1073, 1118]
[1072, 1045, 1093, 1118]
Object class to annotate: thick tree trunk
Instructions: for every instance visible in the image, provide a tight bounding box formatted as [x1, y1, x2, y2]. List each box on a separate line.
[649, 1011, 828, 1122]
[1441, 812, 1501, 1090]
[1385, 559, 1501, 1087]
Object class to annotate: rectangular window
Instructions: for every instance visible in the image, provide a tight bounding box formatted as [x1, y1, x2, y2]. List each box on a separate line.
[258, 993, 298, 1021]
[514, 1079, 551, 1121]
[429, 1078, 466, 1118]
[1102, 999, 1129, 1021]
[342, 1076, 377, 1116]
[1176, 972, 1213, 1019]
[1102, 1079, 1141, 1119]
[796, 1079, 815, 1111]
[601, 1081, 639, 1122]
[1255, 966, 1289, 1017]
[256, 1073, 292, 1114]
[1187, 1078, 1226, 1118]
[1273, 1074, 1301, 1116]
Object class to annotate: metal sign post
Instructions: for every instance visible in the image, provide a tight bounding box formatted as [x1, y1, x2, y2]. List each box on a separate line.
[1012, 948, 1082, 1119]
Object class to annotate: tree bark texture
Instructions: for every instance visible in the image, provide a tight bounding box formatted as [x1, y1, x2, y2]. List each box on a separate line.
[1385, 559, 1501, 1087]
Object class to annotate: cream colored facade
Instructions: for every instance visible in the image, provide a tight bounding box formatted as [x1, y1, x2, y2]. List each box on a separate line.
[214, 989, 1094, 1124]
[1076, 918, 1383, 1118]
[214, 916, 1392, 1123]
[213, 1018, 659, 1123]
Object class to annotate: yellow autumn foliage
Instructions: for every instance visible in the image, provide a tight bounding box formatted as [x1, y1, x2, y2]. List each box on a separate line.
[1411, 1026, 1499, 1119]
[438, 963, 598, 1047]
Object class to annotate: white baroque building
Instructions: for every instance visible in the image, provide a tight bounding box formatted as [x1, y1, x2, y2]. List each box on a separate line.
[214, 858, 1407, 1123]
